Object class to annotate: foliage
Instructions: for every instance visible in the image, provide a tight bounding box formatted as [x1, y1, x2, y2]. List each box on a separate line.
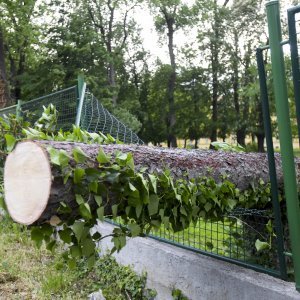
[0, 106, 276, 270]
[210, 141, 245, 152]
[0, 215, 156, 299]
[172, 288, 189, 300]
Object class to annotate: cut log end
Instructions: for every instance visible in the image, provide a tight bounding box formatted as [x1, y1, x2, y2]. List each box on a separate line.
[4, 141, 51, 225]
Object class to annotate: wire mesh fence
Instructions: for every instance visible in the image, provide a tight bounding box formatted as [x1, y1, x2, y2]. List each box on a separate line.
[0, 80, 287, 278]
[0, 104, 17, 119]
[20, 86, 78, 131]
[80, 89, 143, 145]
[0, 86, 143, 145]
[109, 206, 282, 277]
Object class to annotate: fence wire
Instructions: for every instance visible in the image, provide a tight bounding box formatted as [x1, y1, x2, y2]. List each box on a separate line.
[80, 89, 144, 145]
[20, 86, 78, 131]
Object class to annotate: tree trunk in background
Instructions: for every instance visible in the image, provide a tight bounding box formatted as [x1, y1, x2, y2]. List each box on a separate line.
[256, 133, 265, 153]
[165, 11, 177, 148]
[0, 27, 10, 108]
[209, 0, 221, 147]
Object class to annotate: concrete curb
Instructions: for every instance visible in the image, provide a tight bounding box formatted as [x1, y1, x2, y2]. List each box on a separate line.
[96, 222, 300, 300]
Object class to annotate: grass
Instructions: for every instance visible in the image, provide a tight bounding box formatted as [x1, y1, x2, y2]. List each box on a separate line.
[0, 214, 156, 299]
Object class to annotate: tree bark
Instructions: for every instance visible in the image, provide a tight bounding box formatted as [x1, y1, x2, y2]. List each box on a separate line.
[4, 140, 298, 225]
[162, 7, 177, 148]
[0, 27, 10, 108]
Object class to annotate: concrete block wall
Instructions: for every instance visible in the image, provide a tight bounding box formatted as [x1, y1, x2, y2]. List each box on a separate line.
[97, 222, 300, 300]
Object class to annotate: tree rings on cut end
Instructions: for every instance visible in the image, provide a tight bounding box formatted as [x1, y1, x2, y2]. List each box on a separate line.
[4, 141, 51, 225]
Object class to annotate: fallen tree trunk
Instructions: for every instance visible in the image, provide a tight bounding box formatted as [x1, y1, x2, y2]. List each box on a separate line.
[3, 140, 299, 225]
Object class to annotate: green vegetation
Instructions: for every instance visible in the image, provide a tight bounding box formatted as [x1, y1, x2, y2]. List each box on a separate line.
[0, 215, 156, 299]
[1, 0, 297, 150]
[0, 107, 275, 269]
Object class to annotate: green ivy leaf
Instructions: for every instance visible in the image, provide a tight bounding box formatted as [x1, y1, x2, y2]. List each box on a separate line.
[74, 168, 85, 184]
[87, 254, 96, 269]
[92, 232, 101, 240]
[70, 245, 81, 258]
[82, 238, 96, 257]
[48, 147, 61, 166]
[31, 227, 44, 248]
[59, 228, 73, 244]
[136, 204, 143, 218]
[94, 195, 102, 207]
[89, 181, 98, 193]
[5, 134, 16, 152]
[79, 203, 92, 220]
[46, 240, 56, 252]
[58, 202, 72, 214]
[68, 258, 77, 269]
[112, 204, 118, 219]
[97, 147, 110, 164]
[72, 222, 85, 241]
[148, 174, 157, 193]
[97, 206, 105, 221]
[58, 150, 70, 167]
[73, 147, 88, 163]
[148, 194, 159, 216]
[75, 194, 84, 205]
[128, 223, 141, 237]
[255, 239, 270, 252]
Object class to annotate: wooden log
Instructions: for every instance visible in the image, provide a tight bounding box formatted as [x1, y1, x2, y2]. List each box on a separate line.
[3, 140, 299, 225]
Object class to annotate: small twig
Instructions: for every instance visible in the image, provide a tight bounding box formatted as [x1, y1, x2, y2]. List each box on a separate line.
[125, 290, 132, 300]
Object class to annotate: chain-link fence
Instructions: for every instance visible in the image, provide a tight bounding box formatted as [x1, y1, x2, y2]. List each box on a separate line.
[0, 85, 143, 145]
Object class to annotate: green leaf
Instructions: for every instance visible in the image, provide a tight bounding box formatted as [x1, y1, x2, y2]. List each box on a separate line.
[40, 224, 53, 237]
[72, 222, 85, 241]
[5, 134, 16, 152]
[58, 202, 72, 214]
[136, 204, 143, 218]
[97, 147, 110, 164]
[89, 181, 98, 193]
[148, 194, 159, 216]
[148, 174, 157, 193]
[94, 195, 102, 207]
[48, 147, 60, 166]
[59, 150, 70, 167]
[74, 168, 85, 184]
[59, 228, 73, 244]
[227, 198, 237, 210]
[128, 223, 141, 237]
[31, 227, 44, 248]
[73, 147, 88, 163]
[266, 220, 273, 234]
[255, 239, 270, 252]
[68, 259, 77, 269]
[75, 194, 84, 205]
[92, 232, 101, 240]
[87, 254, 96, 269]
[46, 240, 56, 252]
[126, 154, 134, 170]
[82, 238, 96, 257]
[70, 245, 81, 258]
[112, 204, 118, 219]
[204, 202, 212, 212]
[79, 203, 92, 220]
[180, 206, 188, 216]
[97, 206, 105, 221]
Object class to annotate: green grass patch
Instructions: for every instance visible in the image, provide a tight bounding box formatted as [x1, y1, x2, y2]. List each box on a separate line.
[0, 215, 156, 299]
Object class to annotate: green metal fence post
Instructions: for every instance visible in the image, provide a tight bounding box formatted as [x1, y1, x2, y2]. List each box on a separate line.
[75, 74, 86, 127]
[256, 48, 287, 279]
[288, 6, 300, 144]
[16, 100, 23, 120]
[266, 0, 300, 291]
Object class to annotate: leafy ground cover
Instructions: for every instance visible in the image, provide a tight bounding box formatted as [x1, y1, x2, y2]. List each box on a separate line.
[0, 215, 156, 300]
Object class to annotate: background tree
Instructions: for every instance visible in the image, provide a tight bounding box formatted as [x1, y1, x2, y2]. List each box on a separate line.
[149, 0, 199, 147]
